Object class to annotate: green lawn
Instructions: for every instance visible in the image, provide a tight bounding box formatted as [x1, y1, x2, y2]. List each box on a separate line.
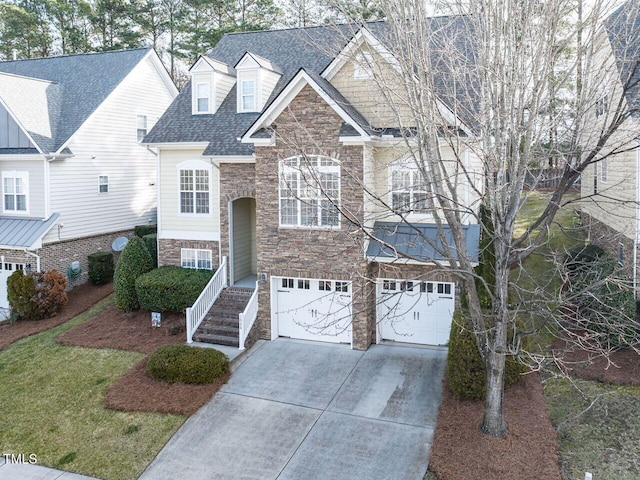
[0, 296, 185, 480]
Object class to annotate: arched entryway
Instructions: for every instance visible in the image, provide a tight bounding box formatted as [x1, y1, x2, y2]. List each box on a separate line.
[229, 197, 257, 287]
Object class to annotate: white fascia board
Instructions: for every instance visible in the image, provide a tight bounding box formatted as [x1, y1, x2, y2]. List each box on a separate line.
[158, 230, 220, 241]
[146, 49, 179, 97]
[143, 142, 209, 150]
[210, 155, 256, 163]
[241, 70, 370, 144]
[322, 27, 401, 81]
[0, 97, 44, 154]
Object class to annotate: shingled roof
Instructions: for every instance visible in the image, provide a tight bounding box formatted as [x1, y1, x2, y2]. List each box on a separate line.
[144, 16, 478, 155]
[0, 48, 152, 154]
[605, 1, 640, 112]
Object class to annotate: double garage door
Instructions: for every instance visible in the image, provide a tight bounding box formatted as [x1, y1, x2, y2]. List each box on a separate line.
[272, 276, 455, 347]
[0, 262, 25, 310]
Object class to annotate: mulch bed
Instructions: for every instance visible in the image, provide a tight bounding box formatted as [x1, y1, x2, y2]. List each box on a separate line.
[0, 282, 113, 350]
[428, 374, 562, 480]
[57, 305, 229, 415]
[551, 337, 640, 386]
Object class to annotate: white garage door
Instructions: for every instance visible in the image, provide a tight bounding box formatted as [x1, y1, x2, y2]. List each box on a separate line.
[377, 279, 455, 346]
[273, 277, 352, 344]
[0, 262, 24, 310]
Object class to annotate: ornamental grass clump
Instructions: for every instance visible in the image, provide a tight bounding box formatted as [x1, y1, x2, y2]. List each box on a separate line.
[147, 345, 229, 384]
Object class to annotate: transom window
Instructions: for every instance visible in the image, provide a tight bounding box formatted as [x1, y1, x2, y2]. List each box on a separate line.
[390, 159, 432, 215]
[181, 248, 212, 270]
[196, 82, 210, 113]
[136, 115, 148, 142]
[99, 175, 109, 194]
[240, 79, 257, 112]
[180, 168, 210, 214]
[279, 155, 340, 228]
[2, 171, 28, 213]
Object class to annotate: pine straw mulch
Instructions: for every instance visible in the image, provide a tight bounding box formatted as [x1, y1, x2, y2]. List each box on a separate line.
[428, 374, 562, 480]
[0, 282, 113, 350]
[57, 305, 230, 415]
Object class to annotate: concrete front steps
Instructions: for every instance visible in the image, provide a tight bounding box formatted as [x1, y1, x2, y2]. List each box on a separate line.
[192, 287, 253, 347]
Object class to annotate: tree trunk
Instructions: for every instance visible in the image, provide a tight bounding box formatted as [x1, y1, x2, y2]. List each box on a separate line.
[481, 345, 507, 436]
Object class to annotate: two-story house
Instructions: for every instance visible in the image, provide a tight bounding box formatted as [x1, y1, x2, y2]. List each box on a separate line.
[144, 19, 481, 350]
[580, 1, 640, 294]
[0, 48, 178, 314]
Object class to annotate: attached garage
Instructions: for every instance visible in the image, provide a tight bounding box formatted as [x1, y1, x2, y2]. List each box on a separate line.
[272, 276, 352, 345]
[377, 279, 455, 346]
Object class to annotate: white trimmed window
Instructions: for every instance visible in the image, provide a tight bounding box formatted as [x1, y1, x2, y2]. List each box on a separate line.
[390, 159, 432, 215]
[195, 82, 211, 113]
[136, 115, 148, 142]
[354, 52, 374, 80]
[240, 79, 257, 112]
[99, 175, 109, 194]
[179, 168, 210, 214]
[2, 171, 28, 213]
[181, 248, 212, 270]
[279, 155, 340, 228]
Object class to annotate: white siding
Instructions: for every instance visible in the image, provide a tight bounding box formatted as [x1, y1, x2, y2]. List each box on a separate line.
[260, 69, 281, 109]
[215, 73, 236, 109]
[0, 158, 45, 217]
[157, 148, 219, 239]
[43, 55, 176, 244]
[0, 103, 33, 148]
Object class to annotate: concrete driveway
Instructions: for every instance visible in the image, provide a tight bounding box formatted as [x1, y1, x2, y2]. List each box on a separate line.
[139, 339, 447, 480]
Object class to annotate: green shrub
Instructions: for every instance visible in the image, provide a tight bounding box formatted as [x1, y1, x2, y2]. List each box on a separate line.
[114, 236, 153, 312]
[447, 311, 527, 400]
[135, 266, 214, 312]
[134, 224, 157, 238]
[147, 345, 229, 384]
[142, 233, 158, 269]
[7, 270, 39, 320]
[88, 251, 114, 285]
[7, 269, 68, 320]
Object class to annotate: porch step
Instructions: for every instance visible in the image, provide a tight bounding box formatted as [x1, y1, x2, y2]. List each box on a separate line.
[192, 286, 253, 348]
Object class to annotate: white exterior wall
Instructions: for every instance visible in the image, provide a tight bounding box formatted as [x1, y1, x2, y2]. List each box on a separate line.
[0, 157, 45, 217]
[157, 147, 219, 241]
[216, 73, 236, 109]
[260, 70, 280, 108]
[43, 54, 176, 244]
[0, 103, 33, 148]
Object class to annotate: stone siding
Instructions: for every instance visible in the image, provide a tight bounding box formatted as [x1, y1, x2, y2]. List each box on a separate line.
[158, 239, 220, 268]
[219, 162, 256, 261]
[254, 84, 374, 349]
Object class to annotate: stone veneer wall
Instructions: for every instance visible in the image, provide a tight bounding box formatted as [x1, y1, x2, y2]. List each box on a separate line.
[254, 84, 374, 350]
[1, 229, 133, 288]
[158, 239, 220, 268]
[219, 162, 257, 262]
[580, 211, 637, 291]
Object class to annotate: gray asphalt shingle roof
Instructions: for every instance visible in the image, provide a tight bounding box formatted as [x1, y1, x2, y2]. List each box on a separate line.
[0, 48, 151, 153]
[0, 213, 60, 249]
[144, 17, 478, 155]
[605, 1, 640, 112]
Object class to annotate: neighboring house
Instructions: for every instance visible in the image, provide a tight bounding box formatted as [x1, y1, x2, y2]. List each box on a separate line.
[144, 19, 482, 350]
[580, 1, 640, 292]
[0, 48, 178, 312]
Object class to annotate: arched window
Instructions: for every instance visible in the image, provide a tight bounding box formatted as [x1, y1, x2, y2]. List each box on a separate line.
[279, 155, 340, 228]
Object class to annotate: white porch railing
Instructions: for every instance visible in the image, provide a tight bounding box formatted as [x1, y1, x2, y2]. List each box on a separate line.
[238, 282, 259, 351]
[186, 256, 228, 344]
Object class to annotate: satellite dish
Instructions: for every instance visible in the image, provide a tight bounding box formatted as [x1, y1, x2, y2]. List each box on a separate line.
[112, 236, 129, 252]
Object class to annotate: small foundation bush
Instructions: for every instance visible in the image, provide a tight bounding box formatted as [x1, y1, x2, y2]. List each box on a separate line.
[7, 269, 68, 320]
[88, 251, 114, 285]
[147, 345, 229, 384]
[447, 312, 527, 400]
[7, 270, 38, 320]
[134, 224, 157, 238]
[135, 266, 214, 312]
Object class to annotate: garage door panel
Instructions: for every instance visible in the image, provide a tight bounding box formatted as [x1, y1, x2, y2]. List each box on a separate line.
[378, 280, 454, 346]
[275, 277, 352, 344]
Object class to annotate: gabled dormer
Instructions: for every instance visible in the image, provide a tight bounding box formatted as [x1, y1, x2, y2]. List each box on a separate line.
[190, 56, 236, 115]
[234, 52, 283, 113]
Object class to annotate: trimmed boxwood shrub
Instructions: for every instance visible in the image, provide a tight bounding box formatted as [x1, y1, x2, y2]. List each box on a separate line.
[7, 270, 39, 320]
[447, 312, 527, 400]
[142, 233, 158, 269]
[88, 251, 114, 285]
[147, 345, 229, 384]
[135, 266, 214, 312]
[134, 224, 157, 238]
[114, 236, 154, 312]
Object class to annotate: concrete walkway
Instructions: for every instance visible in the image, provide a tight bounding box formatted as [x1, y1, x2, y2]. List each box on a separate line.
[0, 456, 97, 479]
[139, 339, 447, 480]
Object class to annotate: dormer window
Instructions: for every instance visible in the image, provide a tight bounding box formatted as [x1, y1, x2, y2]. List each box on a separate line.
[196, 82, 211, 113]
[241, 79, 257, 112]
